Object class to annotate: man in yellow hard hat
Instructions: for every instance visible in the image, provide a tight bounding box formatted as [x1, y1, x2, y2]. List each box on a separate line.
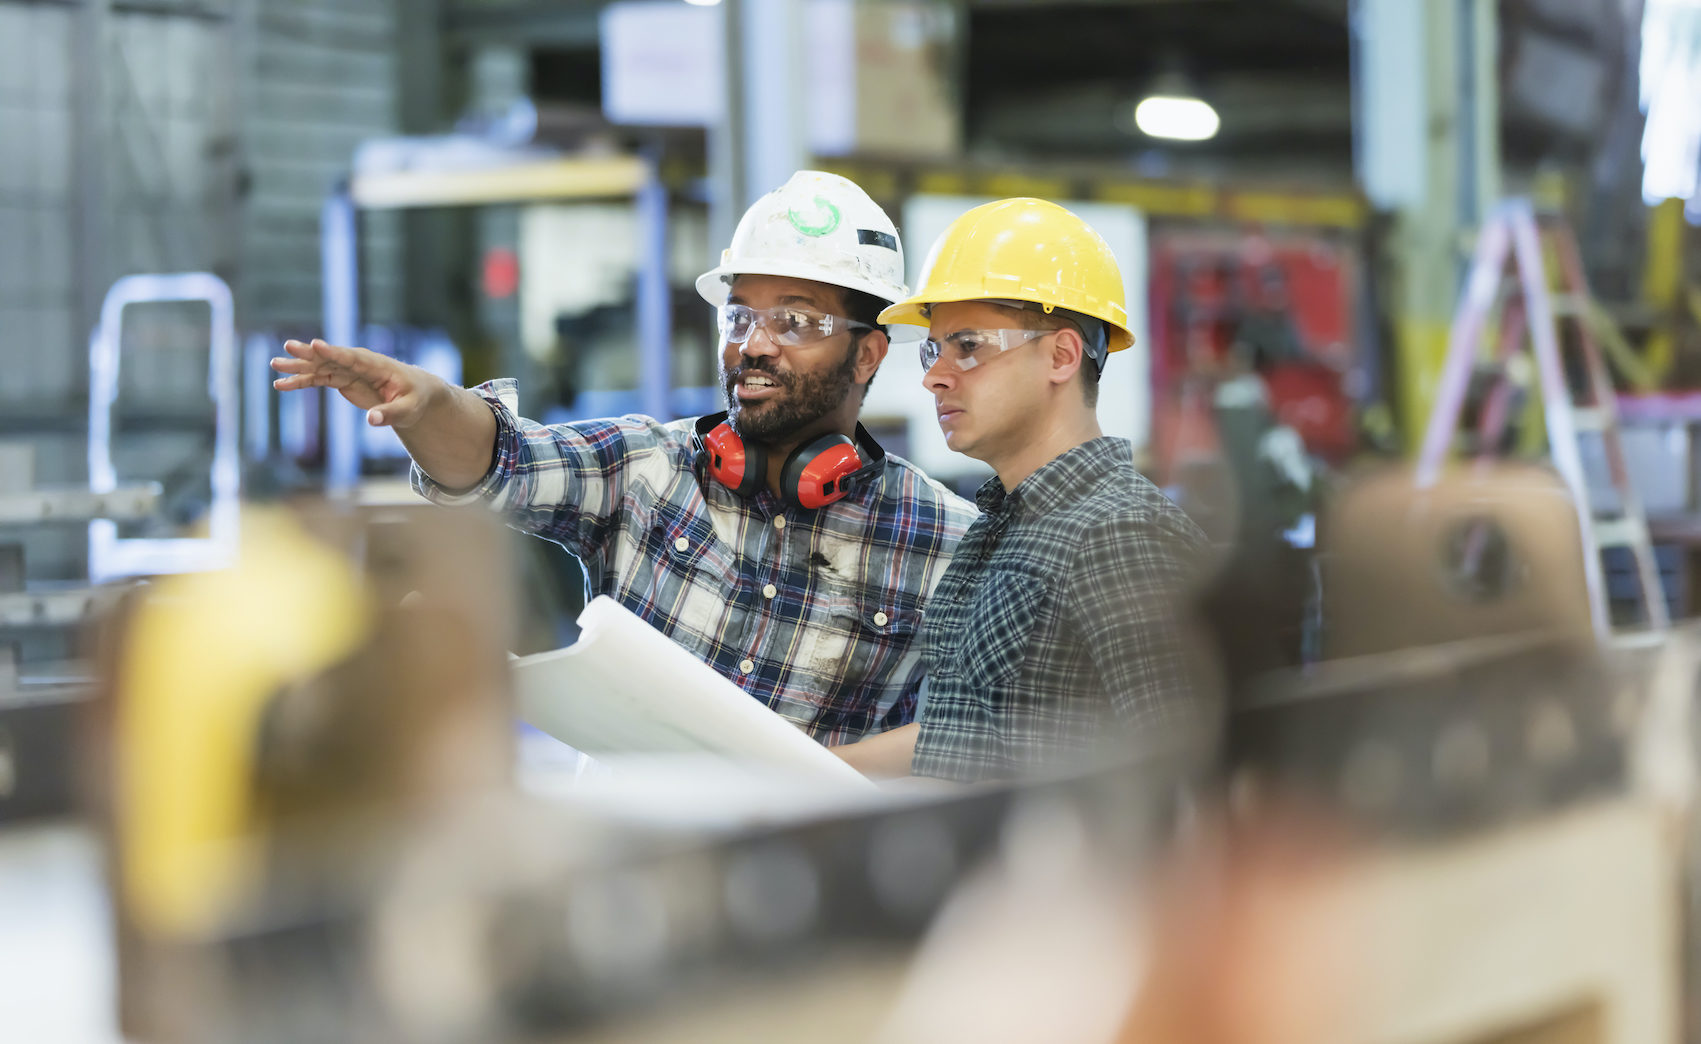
[831, 198, 1213, 782]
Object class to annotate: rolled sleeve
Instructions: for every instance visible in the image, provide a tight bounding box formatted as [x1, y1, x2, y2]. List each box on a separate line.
[408, 378, 682, 562]
[410, 378, 524, 506]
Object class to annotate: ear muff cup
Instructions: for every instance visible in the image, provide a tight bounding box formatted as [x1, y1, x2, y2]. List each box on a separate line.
[695, 418, 767, 499]
[780, 434, 865, 510]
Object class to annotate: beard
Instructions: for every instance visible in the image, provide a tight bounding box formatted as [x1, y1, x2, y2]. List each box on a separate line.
[720, 341, 860, 444]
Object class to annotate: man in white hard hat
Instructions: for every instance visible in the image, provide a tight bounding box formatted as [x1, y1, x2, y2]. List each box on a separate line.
[273, 171, 976, 744]
[831, 198, 1213, 781]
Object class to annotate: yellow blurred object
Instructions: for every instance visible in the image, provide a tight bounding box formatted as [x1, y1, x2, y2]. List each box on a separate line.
[1395, 317, 1452, 452]
[115, 508, 374, 938]
[879, 197, 1136, 352]
[1587, 300, 1659, 393]
[1642, 198, 1687, 382]
[1530, 169, 1572, 214]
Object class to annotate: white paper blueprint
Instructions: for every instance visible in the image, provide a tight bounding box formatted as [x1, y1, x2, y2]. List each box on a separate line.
[511, 596, 872, 787]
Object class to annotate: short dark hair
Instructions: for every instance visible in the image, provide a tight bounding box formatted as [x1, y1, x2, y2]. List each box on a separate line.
[840, 288, 889, 402]
[1080, 351, 1101, 407]
[1013, 306, 1100, 407]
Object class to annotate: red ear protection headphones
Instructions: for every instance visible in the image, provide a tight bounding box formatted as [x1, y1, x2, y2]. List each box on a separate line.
[693, 413, 878, 510]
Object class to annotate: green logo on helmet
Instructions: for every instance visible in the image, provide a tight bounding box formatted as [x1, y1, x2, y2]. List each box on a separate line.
[787, 196, 841, 237]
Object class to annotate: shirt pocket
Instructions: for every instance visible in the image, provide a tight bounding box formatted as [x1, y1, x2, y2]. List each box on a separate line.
[630, 512, 740, 639]
[956, 569, 1050, 692]
[793, 592, 922, 705]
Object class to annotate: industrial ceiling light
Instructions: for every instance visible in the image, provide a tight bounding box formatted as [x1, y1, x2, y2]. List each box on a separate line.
[1132, 95, 1220, 141]
[683, 0, 722, 6]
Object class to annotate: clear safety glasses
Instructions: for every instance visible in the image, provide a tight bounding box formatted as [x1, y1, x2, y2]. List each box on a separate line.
[919, 328, 1054, 372]
[718, 303, 872, 347]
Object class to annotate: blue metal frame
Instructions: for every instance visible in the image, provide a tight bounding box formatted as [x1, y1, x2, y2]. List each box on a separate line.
[635, 152, 673, 422]
[88, 273, 241, 580]
[319, 155, 695, 488]
[320, 185, 363, 494]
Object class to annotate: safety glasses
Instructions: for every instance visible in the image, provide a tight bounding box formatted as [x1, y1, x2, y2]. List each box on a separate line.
[919, 328, 1054, 372]
[718, 303, 871, 347]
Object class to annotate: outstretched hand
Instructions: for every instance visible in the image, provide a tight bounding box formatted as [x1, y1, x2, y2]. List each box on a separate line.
[270, 339, 433, 428]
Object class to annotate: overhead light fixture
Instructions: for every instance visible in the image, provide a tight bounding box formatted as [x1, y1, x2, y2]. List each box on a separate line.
[683, 0, 722, 6]
[1133, 95, 1220, 141]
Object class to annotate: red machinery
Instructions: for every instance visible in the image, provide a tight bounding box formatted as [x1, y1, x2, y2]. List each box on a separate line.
[1148, 229, 1361, 481]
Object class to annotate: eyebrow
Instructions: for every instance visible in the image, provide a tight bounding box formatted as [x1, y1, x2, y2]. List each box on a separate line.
[936, 323, 993, 340]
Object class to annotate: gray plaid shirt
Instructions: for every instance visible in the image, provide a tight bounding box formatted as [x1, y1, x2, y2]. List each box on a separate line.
[911, 437, 1210, 782]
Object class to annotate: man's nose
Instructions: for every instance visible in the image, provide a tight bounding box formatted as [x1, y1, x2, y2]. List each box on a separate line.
[922, 352, 955, 391]
[739, 322, 782, 361]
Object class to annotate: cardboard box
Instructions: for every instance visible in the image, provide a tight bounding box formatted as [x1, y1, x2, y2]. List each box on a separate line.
[811, 0, 961, 160]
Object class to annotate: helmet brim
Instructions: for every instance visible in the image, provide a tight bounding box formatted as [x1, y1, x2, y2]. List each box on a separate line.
[879, 291, 1136, 352]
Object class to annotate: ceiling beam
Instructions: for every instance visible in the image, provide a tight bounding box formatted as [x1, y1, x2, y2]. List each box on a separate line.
[443, 0, 603, 48]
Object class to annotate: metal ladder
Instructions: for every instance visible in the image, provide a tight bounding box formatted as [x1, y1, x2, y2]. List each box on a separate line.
[1416, 198, 1670, 641]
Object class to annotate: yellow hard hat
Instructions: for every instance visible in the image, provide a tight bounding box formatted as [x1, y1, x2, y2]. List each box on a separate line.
[879, 197, 1135, 354]
[117, 508, 373, 937]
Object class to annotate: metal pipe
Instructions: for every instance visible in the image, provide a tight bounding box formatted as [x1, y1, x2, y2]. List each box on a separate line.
[71, 0, 112, 442]
[635, 148, 673, 421]
[320, 186, 362, 495]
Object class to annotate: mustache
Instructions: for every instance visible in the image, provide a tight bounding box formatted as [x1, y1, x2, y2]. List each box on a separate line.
[724, 361, 794, 389]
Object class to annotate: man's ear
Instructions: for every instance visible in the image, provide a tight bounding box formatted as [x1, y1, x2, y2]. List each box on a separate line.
[1049, 327, 1085, 388]
[855, 329, 889, 384]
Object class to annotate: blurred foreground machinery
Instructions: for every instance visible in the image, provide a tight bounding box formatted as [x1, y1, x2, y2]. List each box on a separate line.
[93, 502, 518, 1042]
[92, 465, 1699, 1044]
[0, 438, 158, 823]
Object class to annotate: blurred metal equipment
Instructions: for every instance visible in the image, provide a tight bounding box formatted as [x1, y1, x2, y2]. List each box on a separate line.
[87, 273, 242, 582]
[1237, 457, 1678, 1042]
[1237, 630, 1623, 837]
[68, 468, 1687, 1044]
[98, 501, 516, 1042]
[128, 637, 1679, 1044]
[0, 436, 156, 824]
[1223, 627, 1679, 1044]
[1325, 464, 1593, 659]
[1417, 199, 1669, 642]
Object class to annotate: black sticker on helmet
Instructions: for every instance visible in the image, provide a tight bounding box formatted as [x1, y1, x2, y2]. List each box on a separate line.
[857, 229, 898, 251]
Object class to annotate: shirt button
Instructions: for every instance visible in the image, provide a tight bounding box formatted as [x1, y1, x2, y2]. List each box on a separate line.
[873, 611, 889, 627]
[673, 536, 689, 552]
[739, 658, 755, 673]
[773, 516, 786, 530]
[763, 583, 777, 599]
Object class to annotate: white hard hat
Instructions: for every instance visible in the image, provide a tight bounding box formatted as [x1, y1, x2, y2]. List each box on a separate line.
[695, 170, 908, 308]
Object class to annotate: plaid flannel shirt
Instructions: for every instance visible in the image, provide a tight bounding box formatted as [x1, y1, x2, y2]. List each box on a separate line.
[414, 380, 976, 744]
[911, 437, 1211, 782]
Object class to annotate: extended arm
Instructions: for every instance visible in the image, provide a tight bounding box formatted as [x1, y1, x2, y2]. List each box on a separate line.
[271, 338, 496, 490]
